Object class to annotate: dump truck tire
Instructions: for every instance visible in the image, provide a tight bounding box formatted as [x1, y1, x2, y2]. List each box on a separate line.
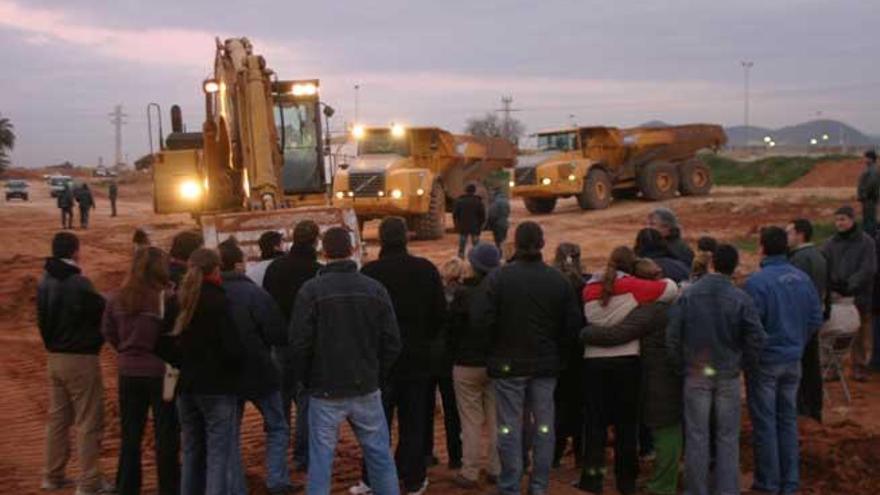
[524, 197, 557, 214]
[577, 168, 613, 210]
[679, 159, 713, 196]
[639, 162, 679, 201]
[412, 181, 446, 240]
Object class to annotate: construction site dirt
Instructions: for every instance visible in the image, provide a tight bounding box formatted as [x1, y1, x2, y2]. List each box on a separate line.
[2, 172, 879, 494]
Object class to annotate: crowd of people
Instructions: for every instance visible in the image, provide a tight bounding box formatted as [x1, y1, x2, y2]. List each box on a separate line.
[34, 150, 880, 495]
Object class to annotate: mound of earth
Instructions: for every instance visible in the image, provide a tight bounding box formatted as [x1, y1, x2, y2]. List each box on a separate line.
[789, 159, 862, 188]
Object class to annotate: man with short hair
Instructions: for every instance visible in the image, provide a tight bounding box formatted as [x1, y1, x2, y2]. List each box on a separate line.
[786, 219, 828, 422]
[75, 184, 96, 229]
[263, 220, 323, 472]
[168, 230, 204, 286]
[647, 207, 694, 266]
[37, 232, 113, 495]
[487, 190, 511, 250]
[358, 216, 447, 495]
[291, 227, 402, 495]
[57, 183, 74, 229]
[453, 184, 486, 258]
[247, 230, 285, 287]
[745, 227, 823, 495]
[475, 221, 582, 495]
[668, 243, 765, 495]
[857, 150, 880, 235]
[822, 206, 877, 381]
[218, 239, 294, 495]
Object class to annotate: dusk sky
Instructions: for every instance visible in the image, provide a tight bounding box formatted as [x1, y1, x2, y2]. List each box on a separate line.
[1, 0, 878, 167]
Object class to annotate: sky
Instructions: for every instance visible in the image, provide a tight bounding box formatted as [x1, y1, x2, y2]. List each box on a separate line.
[1, 0, 878, 167]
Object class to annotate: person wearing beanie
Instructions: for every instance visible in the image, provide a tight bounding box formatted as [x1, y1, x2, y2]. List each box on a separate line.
[290, 226, 402, 495]
[447, 243, 502, 489]
[453, 184, 487, 258]
[647, 207, 694, 266]
[356, 216, 446, 495]
[858, 149, 880, 235]
[474, 222, 583, 495]
[263, 220, 323, 472]
[822, 206, 877, 381]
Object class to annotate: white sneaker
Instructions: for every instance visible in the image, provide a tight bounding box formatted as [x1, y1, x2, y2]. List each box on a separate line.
[407, 478, 429, 495]
[348, 480, 373, 494]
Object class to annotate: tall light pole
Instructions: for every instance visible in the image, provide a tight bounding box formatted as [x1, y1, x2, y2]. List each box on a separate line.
[354, 84, 360, 125]
[740, 61, 754, 148]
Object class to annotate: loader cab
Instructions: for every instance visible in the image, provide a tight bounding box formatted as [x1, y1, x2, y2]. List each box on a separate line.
[272, 79, 327, 195]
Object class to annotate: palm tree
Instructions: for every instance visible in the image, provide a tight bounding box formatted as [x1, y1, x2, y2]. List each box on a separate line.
[0, 115, 15, 172]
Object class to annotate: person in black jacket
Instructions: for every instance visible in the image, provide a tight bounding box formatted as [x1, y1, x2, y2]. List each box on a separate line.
[263, 220, 322, 472]
[474, 222, 583, 495]
[57, 183, 74, 229]
[453, 184, 487, 258]
[75, 183, 96, 229]
[218, 239, 296, 495]
[357, 216, 447, 495]
[290, 227, 402, 495]
[161, 248, 243, 495]
[37, 232, 113, 494]
[168, 230, 204, 288]
[634, 228, 691, 283]
[647, 207, 694, 266]
[449, 244, 502, 489]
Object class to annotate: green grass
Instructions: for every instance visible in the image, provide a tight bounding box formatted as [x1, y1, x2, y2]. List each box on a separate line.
[733, 221, 837, 254]
[702, 154, 855, 187]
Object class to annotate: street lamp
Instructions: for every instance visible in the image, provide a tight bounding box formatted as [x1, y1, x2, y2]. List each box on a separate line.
[763, 136, 772, 143]
[810, 138, 818, 146]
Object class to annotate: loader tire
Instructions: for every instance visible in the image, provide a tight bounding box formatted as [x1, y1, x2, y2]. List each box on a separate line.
[577, 168, 612, 210]
[523, 197, 558, 214]
[679, 158, 713, 196]
[639, 161, 679, 201]
[412, 181, 446, 240]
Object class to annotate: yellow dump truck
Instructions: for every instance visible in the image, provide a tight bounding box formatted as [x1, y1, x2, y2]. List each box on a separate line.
[332, 125, 516, 239]
[512, 124, 727, 214]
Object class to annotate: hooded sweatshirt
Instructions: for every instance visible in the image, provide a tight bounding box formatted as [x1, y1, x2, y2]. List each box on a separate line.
[37, 257, 106, 354]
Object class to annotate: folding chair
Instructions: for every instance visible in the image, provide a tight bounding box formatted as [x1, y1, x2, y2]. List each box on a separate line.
[819, 330, 857, 404]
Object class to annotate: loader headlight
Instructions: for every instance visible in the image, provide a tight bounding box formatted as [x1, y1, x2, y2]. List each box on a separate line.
[509, 180, 516, 188]
[352, 125, 366, 140]
[179, 180, 202, 200]
[391, 124, 406, 138]
[541, 177, 552, 186]
[390, 189, 403, 199]
[290, 82, 318, 96]
[203, 79, 220, 94]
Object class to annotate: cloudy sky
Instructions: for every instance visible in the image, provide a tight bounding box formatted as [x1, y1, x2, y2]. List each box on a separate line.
[1, 0, 878, 167]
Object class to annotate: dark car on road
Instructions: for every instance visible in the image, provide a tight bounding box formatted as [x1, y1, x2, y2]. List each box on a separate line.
[5, 180, 29, 201]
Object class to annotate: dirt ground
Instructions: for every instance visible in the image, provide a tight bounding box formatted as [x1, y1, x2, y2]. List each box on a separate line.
[2, 174, 879, 494]
[789, 158, 864, 188]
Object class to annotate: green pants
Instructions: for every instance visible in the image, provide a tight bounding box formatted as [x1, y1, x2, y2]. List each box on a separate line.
[645, 423, 682, 495]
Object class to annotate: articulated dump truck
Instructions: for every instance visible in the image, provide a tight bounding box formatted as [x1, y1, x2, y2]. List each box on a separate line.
[512, 124, 727, 214]
[332, 125, 516, 240]
[150, 37, 361, 262]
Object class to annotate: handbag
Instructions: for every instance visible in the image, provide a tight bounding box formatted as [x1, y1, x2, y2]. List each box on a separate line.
[820, 296, 860, 335]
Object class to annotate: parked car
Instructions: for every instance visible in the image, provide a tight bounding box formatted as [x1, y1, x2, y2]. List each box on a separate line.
[5, 180, 29, 201]
[48, 175, 73, 198]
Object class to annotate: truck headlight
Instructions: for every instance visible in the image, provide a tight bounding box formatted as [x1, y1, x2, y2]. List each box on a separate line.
[391, 124, 406, 138]
[416, 188, 425, 196]
[568, 174, 577, 181]
[541, 177, 552, 186]
[509, 180, 515, 188]
[179, 180, 202, 200]
[391, 189, 403, 199]
[335, 191, 345, 199]
[378, 191, 385, 197]
[352, 125, 366, 140]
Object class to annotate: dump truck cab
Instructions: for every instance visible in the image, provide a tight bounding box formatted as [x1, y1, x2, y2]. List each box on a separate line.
[512, 124, 725, 214]
[333, 125, 515, 239]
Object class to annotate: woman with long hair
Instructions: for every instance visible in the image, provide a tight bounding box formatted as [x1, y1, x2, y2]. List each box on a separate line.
[551, 242, 587, 467]
[577, 246, 678, 494]
[162, 248, 243, 495]
[102, 246, 180, 494]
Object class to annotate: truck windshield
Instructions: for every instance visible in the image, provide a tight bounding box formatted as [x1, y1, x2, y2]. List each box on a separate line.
[358, 130, 410, 156]
[537, 132, 578, 152]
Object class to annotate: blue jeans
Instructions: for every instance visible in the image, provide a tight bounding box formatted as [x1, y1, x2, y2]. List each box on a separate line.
[178, 394, 238, 495]
[683, 375, 741, 495]
[308, 390, 399, 495]
[458, 233, 479, 257]
[747, 361, 802, 494]
[231, 391, 291, 493]
[494, 377, 556, 495]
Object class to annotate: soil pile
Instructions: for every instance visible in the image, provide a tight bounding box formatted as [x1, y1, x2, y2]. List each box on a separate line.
[789, 159, 863, 188]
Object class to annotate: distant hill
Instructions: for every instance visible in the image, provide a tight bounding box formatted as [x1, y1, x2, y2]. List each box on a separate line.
[639, 120, 671, 128]
[726, 119, 877, 147]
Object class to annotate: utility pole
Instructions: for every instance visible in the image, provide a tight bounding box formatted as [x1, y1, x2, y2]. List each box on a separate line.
[740, 61, 754, 148]
[109, 104, 128, 167]
[495, 95, 521, 143]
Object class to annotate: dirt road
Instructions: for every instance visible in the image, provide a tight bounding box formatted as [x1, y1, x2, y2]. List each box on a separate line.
[2, 177, 878, 494]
